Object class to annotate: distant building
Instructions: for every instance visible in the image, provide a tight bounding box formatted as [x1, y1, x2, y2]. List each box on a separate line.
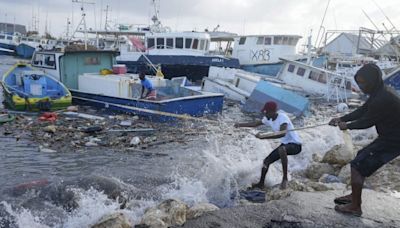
[323, 32, 385, 56]
[0, 22, 27, 35]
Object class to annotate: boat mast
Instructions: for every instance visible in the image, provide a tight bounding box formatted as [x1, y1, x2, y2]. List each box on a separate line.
[66, 18, 72, 39]
[314, 0, 330, 49]
[150, 0, 167, 33]
[71, 0, 95, 50]
[362, 9, 400, 61]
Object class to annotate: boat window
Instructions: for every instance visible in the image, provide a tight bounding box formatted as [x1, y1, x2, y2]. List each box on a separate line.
[256, 37, 264, 45]
[282, 37, 290, 45]
[264, 37, 272, 45]
[84, 56, 100, 65]
[21, 37, 27, 41]
[297, 67, 306, 76]
[333, 77, 342, 85]
[239, 37, 246, 45]
[44, 54, 56, 68]
[346, 80, 352, 90]
[156, 38, 165, 49]
[309, 71, 319, 81]
[205, 40, 210, 50]
[0, 35, 4, 39]
[192, 39, 199, 49]
[274, 36, 283, 45]
[290, 37, 298, 45]
[185, 38, 192, 49]
[147, 38, 155, 49]
[318, 73, 327, 83]
[166, 38, 173, 49]
[33, 53, 43, 65]
[287, 64, 295, 73]
[175, 37, 183, 49]
[200, 39, 205, 50]
[6, 36, 12, 40]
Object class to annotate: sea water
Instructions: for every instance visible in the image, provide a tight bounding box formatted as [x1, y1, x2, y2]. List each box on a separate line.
[0, 55, 377, 227]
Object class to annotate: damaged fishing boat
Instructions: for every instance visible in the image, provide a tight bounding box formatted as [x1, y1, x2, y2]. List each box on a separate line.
[31, 50, 223, 121]
[1, 63, 72, 111]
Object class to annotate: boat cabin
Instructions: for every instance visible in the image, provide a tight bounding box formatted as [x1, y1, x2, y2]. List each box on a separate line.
[31, 50, 118, 89]
[232, 35, 301, 65]
[0, 33, 19, 49]
[278, 58, 353, 101]
[123, 32, 211, 56]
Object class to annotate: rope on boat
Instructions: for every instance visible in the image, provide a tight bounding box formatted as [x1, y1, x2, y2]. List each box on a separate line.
[73, 96, 219, 124]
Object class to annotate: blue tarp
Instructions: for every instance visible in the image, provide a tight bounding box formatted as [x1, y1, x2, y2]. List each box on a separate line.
[242, 80, 309, 116]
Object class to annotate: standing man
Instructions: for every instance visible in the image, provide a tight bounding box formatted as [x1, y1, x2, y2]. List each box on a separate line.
[235, 101, 302, 189]
[139, 72, 157, 100]
[329, 63, 400, 217]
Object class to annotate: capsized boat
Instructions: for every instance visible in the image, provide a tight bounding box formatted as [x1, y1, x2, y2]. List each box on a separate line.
[1, 63, 71, 111]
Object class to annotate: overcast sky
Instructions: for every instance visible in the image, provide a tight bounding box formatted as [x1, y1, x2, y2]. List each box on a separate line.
[0, 0, 399, 46]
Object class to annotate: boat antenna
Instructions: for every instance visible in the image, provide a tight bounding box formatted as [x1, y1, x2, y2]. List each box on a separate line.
[306, 30, 313, 65]
[371, 0, 400, 33]
[361, 9, 379, 30]
[66, 18, 71, 39]
[71, 0, 95, 50]
[362, 9, 400, 61]
[314, 0, 330, 49]
[103, 5, 112, 31]
[212, 24, 220, 32]
[151, 0, 159, 29]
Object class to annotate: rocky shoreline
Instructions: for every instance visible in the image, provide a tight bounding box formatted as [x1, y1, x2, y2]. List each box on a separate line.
[180, 189, 400, 228]
[88, 134, 400, 228]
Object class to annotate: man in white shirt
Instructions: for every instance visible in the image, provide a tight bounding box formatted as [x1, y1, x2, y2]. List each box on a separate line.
[234, 101, 302, 189]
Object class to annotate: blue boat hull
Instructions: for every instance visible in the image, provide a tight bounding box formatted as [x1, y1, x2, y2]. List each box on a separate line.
[71, 90, 224, 122]
[241, 58, 313, 77]
[118, 55, 240, 82]
[384, 68, 400, 92]
[243, 80, 309, 117]
[240, 63, 283, 77]
[0, 48, 14, 56]
[0, 43, 16, 51]
[16, 43, 36, 59]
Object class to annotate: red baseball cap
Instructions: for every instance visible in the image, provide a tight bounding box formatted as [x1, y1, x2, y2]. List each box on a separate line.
[261, 101, 277, 113]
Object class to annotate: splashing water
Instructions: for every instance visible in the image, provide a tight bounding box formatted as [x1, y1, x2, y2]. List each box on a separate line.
[0, 62, 359, 227]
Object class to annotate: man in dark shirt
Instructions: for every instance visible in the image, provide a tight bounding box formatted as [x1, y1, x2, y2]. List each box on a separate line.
[329, 63, 400, 216]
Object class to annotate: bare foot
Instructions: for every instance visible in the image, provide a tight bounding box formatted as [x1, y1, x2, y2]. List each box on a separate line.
[334, 204, 362, 217]
[280, 180, 288, 189]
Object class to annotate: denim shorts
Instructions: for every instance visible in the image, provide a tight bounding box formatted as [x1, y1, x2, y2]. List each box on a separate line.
[351, 138, 400, 177]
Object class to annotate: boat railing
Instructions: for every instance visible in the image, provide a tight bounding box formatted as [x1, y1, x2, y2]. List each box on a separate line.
[326, 73, 348, 103]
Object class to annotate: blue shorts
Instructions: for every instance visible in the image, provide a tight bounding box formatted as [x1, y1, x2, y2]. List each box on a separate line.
[351, 138, 400, 177]
[264, 143, 302, 165]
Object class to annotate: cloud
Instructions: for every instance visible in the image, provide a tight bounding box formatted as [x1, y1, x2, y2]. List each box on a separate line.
[0, 0, 398, 45]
